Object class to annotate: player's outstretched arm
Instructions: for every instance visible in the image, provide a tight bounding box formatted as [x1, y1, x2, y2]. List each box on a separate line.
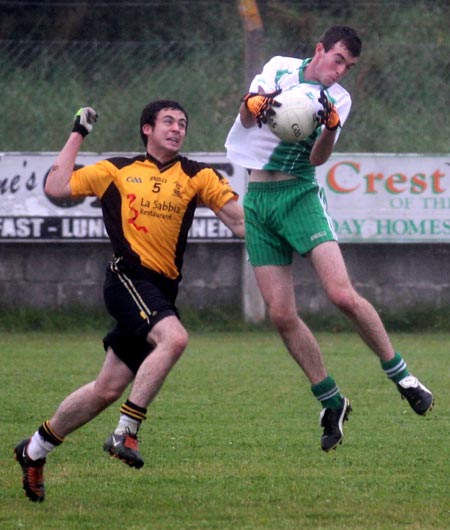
[45, 107, 98, 198]
[216, 200, 245, 239]
[309, 126, 337, 167]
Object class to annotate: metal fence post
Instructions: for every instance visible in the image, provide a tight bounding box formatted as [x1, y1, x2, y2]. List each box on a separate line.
[237, 0, 266, 323]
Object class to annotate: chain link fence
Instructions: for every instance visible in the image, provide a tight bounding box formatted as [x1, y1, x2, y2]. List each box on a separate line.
[1, 2, 450, 154]
[0, 39, 244, 153]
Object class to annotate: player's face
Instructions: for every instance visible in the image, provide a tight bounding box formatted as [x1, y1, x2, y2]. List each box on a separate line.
[144, 108, 188, 160]
[313, 41, 359, 87]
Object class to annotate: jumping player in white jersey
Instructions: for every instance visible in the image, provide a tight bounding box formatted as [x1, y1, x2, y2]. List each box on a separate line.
[226, 25, 433, 452]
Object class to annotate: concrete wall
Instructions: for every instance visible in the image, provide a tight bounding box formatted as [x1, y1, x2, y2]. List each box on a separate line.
[292, 243, 450, 316]
[1, 242, 449, 317]
[0, 242, 244, 311]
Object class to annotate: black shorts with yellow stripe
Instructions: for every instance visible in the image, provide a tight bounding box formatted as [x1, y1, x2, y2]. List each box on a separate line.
[102, 256, 180, 374]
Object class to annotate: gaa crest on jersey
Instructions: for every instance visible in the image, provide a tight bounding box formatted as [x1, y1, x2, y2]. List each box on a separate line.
[172, 182, 183, 199]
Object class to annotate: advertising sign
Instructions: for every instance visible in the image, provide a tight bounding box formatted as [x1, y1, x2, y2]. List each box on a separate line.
[0, 152, 247, 242]
[322, 154, 450, 242]
[1, 152, 449, 243]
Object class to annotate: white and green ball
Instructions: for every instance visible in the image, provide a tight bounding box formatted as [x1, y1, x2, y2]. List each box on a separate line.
[267, 89, 318, 143]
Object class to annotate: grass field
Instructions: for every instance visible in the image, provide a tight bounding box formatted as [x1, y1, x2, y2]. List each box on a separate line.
[1, 330, 449, 530]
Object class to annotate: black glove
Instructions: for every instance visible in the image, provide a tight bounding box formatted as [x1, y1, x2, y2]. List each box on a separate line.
[72, 107, 98, 137]
[241, 89, 282, 127]
[317, 89, 340, 131]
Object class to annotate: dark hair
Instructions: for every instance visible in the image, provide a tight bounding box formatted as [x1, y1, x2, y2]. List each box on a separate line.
[319, 25, 362, 58]
[139, 99, 189, 146]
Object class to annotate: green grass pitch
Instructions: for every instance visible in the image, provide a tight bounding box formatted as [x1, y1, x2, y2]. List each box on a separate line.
[1, 330, 449, 529]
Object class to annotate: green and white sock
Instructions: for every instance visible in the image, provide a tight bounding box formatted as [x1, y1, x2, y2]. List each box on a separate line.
[381, 352, 409, 384]
[312, 376, 343, 409]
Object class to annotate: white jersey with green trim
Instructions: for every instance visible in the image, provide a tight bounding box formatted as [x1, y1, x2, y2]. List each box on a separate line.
[225, 56, 352, 181]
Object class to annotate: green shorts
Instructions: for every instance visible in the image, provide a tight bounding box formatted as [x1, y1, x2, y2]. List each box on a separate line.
[244, 179, 337, 266]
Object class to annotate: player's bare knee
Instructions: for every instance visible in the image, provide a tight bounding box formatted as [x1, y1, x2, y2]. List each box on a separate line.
[329, 287, 361, 316]
[169, 328, 189, 359]
[94, 381, 126, 405]
[269, 307, 298, 332]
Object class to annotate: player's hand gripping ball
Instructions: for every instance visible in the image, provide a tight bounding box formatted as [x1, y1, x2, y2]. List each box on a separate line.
[317, 89, 340, 131]
[72, 107, 98, 137]
[241, 89, 282, 127]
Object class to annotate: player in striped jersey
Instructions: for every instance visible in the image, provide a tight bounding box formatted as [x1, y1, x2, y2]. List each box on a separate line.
[226, 25, 433, 453]
[14, 100, 244, 502]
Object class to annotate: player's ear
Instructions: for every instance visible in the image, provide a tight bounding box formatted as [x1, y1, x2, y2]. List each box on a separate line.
[142, 123, 152, 135]
[315, 42, 325, 56]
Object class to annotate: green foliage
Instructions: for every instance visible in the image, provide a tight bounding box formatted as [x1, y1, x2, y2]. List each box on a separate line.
[262, 1, 450, 153]
[1, 330, 449, 529]
[0, 1, 242, 42]
[1, 304, 450, 334]
[1, 1, 449, 153]
[0, 306, 113, 333]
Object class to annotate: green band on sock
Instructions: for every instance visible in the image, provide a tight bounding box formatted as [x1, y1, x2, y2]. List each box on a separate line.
[311, 376, 343, 409]
[381, 352, 409, 384]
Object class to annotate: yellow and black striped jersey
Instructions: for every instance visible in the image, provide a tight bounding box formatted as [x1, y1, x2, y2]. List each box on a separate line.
[70, 153, 238, 280]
